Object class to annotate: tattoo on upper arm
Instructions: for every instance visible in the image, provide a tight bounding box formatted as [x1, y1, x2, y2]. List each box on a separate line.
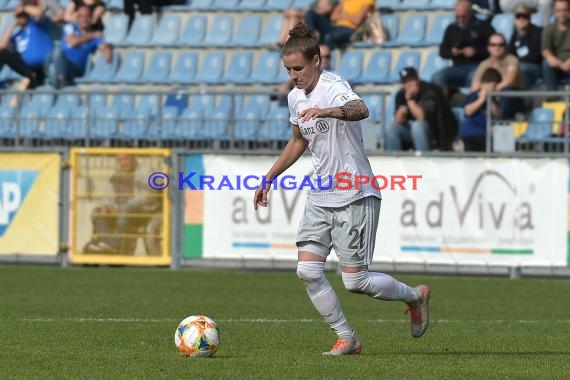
[339, 100, 369, 121]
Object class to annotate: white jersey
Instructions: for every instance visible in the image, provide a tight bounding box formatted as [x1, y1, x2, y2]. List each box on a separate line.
[288, 70, 381, 207]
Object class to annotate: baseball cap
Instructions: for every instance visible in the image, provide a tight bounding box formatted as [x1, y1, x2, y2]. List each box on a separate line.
[513, 4, 532, 15]
[399, 67, 418, 83]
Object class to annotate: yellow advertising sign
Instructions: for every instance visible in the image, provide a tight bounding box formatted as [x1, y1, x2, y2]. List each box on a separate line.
[69, 148, 171, 266]
[0, 153, 60, 255]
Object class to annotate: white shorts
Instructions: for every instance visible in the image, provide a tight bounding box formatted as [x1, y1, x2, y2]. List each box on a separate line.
[296, 196, 381, 267]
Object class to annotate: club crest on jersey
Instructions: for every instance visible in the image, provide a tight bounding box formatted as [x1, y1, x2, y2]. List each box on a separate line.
[315, 120, 329, 133]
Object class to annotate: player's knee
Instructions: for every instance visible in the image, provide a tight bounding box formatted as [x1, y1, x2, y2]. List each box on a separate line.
[341, 271, 369, 294]
[296, 262, 325, 284]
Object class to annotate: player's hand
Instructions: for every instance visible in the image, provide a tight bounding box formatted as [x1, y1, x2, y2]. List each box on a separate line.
[300, 107, 327, 123]
[253, 186, 269, 210]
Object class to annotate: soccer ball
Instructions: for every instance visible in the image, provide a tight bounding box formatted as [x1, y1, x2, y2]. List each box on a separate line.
[174, 315, 220, 357]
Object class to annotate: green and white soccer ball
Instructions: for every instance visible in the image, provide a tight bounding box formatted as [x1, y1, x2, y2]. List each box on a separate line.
[174, 315, 220, 357]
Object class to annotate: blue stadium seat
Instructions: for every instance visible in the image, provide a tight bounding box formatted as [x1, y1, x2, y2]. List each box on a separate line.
[149, 15, 181, 46]
[250, 52, 282, 84]
[19, 106, 42, 138]
[111, 91, 135, 110]
[203, 15, 234, 47]
[118, 108, 152, 139]
[121, 15, 154, 46]
[164, 89, 189, 114]
[107, 0, 123, 10]
[243, 94, 271, 114]
[421, 50, 450, 82]
[259, 106, 291, 141]
[0, 105, 15, 138]
[168, 52, 198, 85]
[67, 105, 88, 140]
[104, 14, 129, 46]
[388, 14, 427, 46]
[259, 15, 283, 46]
[91, 106, 120, 139]
[191, 51, 225, 84]
[492, 13, 514, 41]
[428, 0, 455, 9]
[531, 12, 544, 27]
[376, 0, 400, 9]
[390, 51, 420, 82]
[43, 106, 70, 139]
[421, 13, 454, 46]
[112, 51, 145, 83]
[0, 65, 21, 81]
[231, 15, 262, 47]
[338, 51, 364, 83]
[190, 0, 214, 9]
[156, 106, 181, 139]
[452, 107, 465, 126]
[223, 51, 253, 84]
[174, 108, 204, 140]
[381, 14, 399, 43]
[203, 108, 231, 140]
[291, 0, 312, 8]
[88, 89, 108, 109]
[28, 89, 55, 115]
[76, 51, 120, 84]
[517, 108, 554, 144]
[178, 15, 207, 47]
[362, 94, 384, 124]
[265, 0, 292, 11]
[235, 108, 262, 141]
[138, 94, 160, 117]
[240, 0, 267, 10]
[358, 51, 392, 84]
[54, 87, 82, 108]
[396, 0, 430, 9]
[213, 0, 239, 10]
[139, 51, 172, 84]
[188, 94, 216, 112]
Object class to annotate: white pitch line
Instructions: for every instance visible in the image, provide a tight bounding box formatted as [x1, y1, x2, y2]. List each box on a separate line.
[15, 318, 570, 324]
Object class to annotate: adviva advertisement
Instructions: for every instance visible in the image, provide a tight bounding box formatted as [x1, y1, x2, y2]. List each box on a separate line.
[0, 153, 60, 255]
[184, 155, 569, 266]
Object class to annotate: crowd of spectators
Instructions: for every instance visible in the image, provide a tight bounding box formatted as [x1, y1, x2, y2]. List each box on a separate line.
[2, 0, 570, 153]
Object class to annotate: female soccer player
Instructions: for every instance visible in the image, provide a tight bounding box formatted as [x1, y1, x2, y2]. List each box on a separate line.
[253, 23, 431, 356]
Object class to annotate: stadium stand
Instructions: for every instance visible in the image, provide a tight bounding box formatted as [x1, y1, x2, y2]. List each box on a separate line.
[0, 0, 564, 152]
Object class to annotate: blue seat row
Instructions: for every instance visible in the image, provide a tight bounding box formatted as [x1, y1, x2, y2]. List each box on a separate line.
[76, 50, 290, 85]
[104, 13, 282, 48]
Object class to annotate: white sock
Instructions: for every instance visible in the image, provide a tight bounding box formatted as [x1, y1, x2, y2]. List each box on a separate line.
[297, 261, 354, 339]
[342, 271, 419, 304]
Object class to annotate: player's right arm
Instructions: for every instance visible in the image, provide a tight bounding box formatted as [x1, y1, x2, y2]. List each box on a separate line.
[253, 124, 308, 209]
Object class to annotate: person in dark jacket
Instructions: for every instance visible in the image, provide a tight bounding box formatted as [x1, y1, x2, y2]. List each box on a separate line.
[432, 0, 495, 89]
[459, 67, 502, 151]
[507, 4, 543, 89]
[386, 67, 458, 152]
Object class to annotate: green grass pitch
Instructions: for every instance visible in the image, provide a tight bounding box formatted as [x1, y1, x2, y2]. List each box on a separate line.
[1, 266, 569, 379]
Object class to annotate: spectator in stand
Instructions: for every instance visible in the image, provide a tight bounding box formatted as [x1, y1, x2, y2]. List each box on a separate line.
[470, 33, 523, 119]
[21, 0, 65, 39]
[65, 0, 106, 32]
[499, 0, 553, 28]
[542, 0, 570, 90]
[432, 0, 495, 90]
[46, 5, 112, 88]
[0, 3, 54, 90]
[507, 4, 543, 89]
[459, 67, 502, 151]
[306, 0, 374, 50]
[386, 67, 458, 152]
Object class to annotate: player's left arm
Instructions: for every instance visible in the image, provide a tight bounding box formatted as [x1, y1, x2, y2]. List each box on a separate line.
[300, 99, 369, 122]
